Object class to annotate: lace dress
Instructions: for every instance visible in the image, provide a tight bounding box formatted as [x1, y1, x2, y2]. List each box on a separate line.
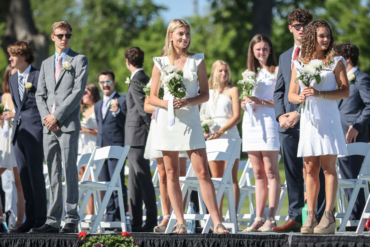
[152, 53, 206, 151]
[78, 112, 98, 155]
[242, 69, 280, 151]
[294, 56, 347, 157]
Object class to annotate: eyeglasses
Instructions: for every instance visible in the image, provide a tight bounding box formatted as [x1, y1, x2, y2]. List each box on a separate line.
[292, 24, 307, 30]
[99, 80, 113, 85]
[53, 34, 72, 40]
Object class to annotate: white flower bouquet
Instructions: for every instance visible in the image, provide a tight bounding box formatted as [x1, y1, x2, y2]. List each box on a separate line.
[237, 70, 259, 100]
[155, 59, 186, 99]
[200, 112, 215, 132]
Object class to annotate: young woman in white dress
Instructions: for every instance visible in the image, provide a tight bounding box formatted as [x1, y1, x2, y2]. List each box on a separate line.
[241, 34, 281, 232]
[0, 65, 25, 230]
[201, 60, 241, 219]
[149, 19, 228, 234]
[78, 84, 100, 215]
[288, 20, 349, 234]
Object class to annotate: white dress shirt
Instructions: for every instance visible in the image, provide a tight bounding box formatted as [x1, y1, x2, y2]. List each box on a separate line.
[18, 64, 31, 87]
[347, 66, 358, 76]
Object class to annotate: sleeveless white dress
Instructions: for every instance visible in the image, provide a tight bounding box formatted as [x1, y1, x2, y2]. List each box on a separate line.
[242, 69, 280, 151]
[294, 56, 347, 157]
[152, 53, 206, 151]
[78, 112, 98, 155]
[0, 98, 17, 169]
[202, 89, 241, 158]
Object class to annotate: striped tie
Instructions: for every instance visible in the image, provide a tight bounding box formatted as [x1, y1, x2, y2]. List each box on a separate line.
[19, 75, 24, 101]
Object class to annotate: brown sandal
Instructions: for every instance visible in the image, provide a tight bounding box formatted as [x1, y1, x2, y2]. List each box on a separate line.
[172, 224, 187, 234]
[213, 223, 229, 234]
[301, 211, 318, 234]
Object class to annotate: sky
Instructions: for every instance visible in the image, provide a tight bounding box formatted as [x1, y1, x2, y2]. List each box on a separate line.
[152, 0, 210, 24]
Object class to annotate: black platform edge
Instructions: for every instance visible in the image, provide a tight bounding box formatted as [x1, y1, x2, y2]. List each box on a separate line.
[291, 235, 370, 247]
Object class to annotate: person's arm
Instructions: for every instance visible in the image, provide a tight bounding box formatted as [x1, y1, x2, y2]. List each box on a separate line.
[144, 96, 156, 114]
[208, 87, 241, 140]
[35, 62, 51, 120]
[52, 56, 89, 123]
[288, 67, 305, 104]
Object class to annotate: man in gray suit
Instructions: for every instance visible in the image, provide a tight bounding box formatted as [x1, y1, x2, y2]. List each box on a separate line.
[34, 21, 88, 233]
[336, 43, 370, 231]
[124, 47, 157, 232]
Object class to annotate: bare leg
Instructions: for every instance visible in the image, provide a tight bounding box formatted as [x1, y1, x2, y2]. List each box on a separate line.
[156, 157, 171, 227]
[78, 166, 94, 215]
[12, 167, 25, 227]
[260, 151, 280, 229]
[187, 149, 228, 233]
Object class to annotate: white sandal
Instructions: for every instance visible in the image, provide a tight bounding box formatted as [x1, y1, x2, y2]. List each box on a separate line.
[153, 215, 170, 233]
[258, 217, 277, 232]
[243, 217, 265, 232]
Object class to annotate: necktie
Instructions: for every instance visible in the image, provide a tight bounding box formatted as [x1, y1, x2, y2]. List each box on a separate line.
[292, 47, 301, 69]
[19, 75, 24, 101]
[52, 56, 63, 114]
[102, 98, 109, 118]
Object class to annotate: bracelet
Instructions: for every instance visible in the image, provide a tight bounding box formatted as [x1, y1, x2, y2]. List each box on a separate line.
[295, 110, 301, 116]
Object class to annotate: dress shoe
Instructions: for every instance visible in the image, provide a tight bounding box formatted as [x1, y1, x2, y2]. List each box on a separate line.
[272, 219, 301, 232]
[60, 223, 78, 233]
[29, 224, 59, 234]
[8, 223, 33, 233]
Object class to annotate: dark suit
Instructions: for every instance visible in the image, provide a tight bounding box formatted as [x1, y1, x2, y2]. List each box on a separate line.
[9, 67, 46, 228]
[274, 47, 326, 222]
[338, 69, 370, 220]
[125, 70, 157, 228]
[95, 92, 127, 221]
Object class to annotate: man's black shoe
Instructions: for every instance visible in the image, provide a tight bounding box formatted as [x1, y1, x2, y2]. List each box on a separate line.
[29, 224, 59, 234]
[60, 223, 78, 233]
[8, 223, 33, 233]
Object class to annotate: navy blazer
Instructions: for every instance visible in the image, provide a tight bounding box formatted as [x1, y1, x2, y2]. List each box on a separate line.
[9, 67, 43, 144]
[95, 92, 126, 147]
[273, 47, 300, 133]
[338, 69, 370, 142]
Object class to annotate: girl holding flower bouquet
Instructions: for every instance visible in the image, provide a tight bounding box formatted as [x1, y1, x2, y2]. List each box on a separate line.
[288, 20, 349, 234]
[200, 60, 241, 219]
[150, 19, 228, 234]
[241, 34, 281, 232]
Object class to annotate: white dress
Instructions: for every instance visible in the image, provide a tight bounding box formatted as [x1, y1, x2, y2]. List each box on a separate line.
[294, 56, 347, 157]
[0, 99, 17, 169]
[78, 112, 98, 155]
[242, 69, 280, 151]
[152, 53, 206, 151]
[202, 89, 241, 158]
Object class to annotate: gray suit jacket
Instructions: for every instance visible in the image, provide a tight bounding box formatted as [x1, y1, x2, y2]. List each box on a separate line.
[338, 69, 370, 142]
[36, 48, 88, 133]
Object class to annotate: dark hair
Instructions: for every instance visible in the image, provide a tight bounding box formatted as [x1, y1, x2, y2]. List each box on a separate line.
[247, 34, 277, 74]
[124, 47, 144, 68]
[86, 84, 101, 103]
[288, 8, 313, 25]
[98, 69, 115, 81]
[301, 20, 335, 64]
[2, 65, 13, 93]
[7, 41, 35, 64]
[335, 42, 359, 66]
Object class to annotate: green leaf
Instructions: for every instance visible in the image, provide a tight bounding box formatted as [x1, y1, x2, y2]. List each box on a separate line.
[314, 74, 321, 84]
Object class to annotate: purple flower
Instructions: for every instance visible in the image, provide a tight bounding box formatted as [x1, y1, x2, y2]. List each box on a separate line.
[103, 244, 109, 246]
[94, 244, 101, 247]
[136, 242, 141, 245]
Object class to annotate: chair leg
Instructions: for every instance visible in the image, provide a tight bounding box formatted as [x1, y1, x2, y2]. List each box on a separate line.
[117, 187, 127, 232]
[356, 191, 370, 234]
[338, 183, 361, 232]
[91, 188, 115, 233]
[227, 186, 237, 233]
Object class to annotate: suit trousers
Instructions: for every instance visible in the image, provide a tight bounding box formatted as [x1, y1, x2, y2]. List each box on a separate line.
[13, 127, 46, 227]
[128, 146, 157, 228]
[43, 130, 79, 227]
[279, 130, 326, 222]
[99, 158, 128, 221]
[338, 155, 367, 220]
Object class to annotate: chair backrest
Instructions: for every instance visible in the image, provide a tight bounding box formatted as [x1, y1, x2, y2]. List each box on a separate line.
[77, 153, 92, 172]
[346, 143, 370, 177]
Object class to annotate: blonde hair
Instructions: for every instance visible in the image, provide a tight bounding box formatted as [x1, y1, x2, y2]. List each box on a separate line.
[209, 60, 233, 108]
[51, 21, 72, 34]
[164, 19, 193, 64]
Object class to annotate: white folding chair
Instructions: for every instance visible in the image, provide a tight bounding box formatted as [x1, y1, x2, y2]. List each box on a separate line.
[78, 145, 130, 233]
[336, 143, 370, 232]
[165, 139, 241, 234]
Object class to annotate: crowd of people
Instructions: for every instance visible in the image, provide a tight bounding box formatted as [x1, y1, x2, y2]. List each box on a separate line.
[0, 7, 369, 235]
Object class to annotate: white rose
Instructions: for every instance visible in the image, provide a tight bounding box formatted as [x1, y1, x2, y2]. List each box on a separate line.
[110, 99, 116, 106]
[164, 65, 177, 74]
[242, 71, 256, 78]
[303, 65, 316, 75]
[24, 82, 32, 93]
[348, 74, 355, 83]
[62, 61, 72, 71]
[125, 77, 130, 84]
[308, 59, 323, 70]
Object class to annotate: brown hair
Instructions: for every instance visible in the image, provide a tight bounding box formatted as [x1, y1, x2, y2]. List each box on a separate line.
[2, 65, 13, 93]
[288, 8, 313, 25]
[300, 20, 335, 64]
[335, 42, 359, 66]
[7, 41, 35, 64]
[98, 69, 115, 81]
[247, 34, 277, 74]
[86, 84, 101, 103]
[124, 47, 144, 68]
[51, 21, 72, 33]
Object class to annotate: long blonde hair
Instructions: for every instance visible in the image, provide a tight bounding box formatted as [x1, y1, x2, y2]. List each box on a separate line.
[208, 60, 233, 108]
[164, 19, 193, 65]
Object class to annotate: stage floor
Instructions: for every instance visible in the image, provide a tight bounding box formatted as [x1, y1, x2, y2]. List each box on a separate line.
[0, 232, 369, 247]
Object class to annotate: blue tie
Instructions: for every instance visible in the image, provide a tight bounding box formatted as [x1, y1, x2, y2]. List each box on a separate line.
[19, 75, 24, 101]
